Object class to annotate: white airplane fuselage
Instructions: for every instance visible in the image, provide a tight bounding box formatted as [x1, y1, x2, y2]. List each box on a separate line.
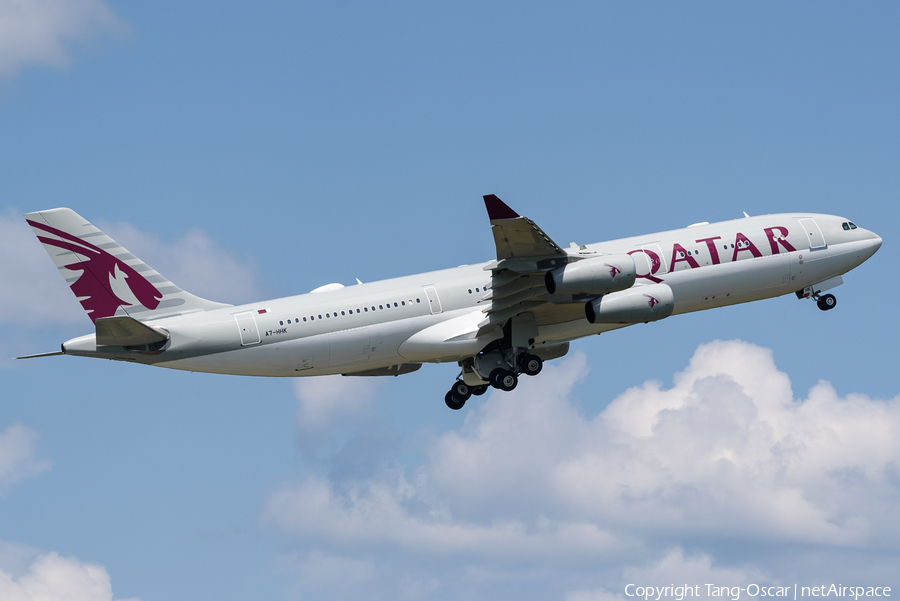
[58, 211, 881, 378]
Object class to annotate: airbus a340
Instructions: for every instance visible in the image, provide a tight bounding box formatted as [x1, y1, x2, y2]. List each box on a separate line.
[19, 195, 882, 409]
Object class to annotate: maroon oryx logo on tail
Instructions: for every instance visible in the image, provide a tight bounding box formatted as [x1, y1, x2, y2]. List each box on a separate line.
[27, 220, 162, 323]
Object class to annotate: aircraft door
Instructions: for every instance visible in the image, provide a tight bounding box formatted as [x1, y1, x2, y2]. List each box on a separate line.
[424, 286, 443, 314]
[798, 218, 827, 251]
[234, 311, 261, 345]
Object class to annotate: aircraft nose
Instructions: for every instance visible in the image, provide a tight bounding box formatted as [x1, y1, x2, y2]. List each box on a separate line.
[870, 233, 883, 252]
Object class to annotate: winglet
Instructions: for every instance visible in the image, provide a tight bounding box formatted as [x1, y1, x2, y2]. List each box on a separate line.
[483, 194, 520, 220]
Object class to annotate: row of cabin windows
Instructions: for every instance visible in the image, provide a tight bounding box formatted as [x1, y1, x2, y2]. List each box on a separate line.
[278, 298, 422, 325]
[677, 240, 754, 258]
[466, 285, 489, 294]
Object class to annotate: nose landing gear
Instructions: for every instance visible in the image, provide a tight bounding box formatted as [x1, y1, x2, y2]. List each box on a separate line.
[797, 277, 842, 312]
[816, 294, 837, 311]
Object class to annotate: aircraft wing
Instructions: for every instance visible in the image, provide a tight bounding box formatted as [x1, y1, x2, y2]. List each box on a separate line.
[478, 195, 571, 335]
[484, 194, 567, 261]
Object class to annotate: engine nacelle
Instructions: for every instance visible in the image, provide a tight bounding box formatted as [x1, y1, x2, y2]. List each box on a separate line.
[585, 283, 674, 324]
[545, 255, 636, 295]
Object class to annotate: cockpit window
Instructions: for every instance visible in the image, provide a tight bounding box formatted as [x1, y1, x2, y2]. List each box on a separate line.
[843, 223, 850, 231]
[849, 222, 858, 229]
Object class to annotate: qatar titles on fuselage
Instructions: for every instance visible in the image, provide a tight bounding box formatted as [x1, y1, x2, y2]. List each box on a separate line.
[20, 195, 882, 410]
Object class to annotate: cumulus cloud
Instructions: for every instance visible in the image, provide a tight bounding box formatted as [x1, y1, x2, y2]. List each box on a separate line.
[294, 375, 380, 431]
[100, 220, 265, 306]
[292, 375, 382, 457]
[0, 424, 50, 494]
[566, 548, 766, 601]
[0, 540, 139, 601]
[263, 341, 900, 599]
[0, 0, 126, 78]
[0, 212, 86, 325]
[0, 210, 264, 326]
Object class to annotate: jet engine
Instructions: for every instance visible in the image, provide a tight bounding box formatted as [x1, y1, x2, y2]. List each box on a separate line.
[545, 255, 636, 295]
[585, 283, 674, 324]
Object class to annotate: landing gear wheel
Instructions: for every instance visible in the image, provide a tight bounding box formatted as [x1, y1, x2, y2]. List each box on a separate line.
[489, 369, 518, 392]
[471, 385, 489, 396]
[445, 390, 466, 410]
[451, 381, 472, 402]
[519, 354, 543, 376]
[489, 369, 504, 389]
[817, 294, 837, 311]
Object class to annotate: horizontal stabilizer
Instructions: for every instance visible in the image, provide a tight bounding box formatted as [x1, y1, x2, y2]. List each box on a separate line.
[95, 316, 169, 347]
[14, 351, 65, 359]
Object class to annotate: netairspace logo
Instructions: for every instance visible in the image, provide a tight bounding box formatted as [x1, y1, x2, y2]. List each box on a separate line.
[625, 584, 893, 601]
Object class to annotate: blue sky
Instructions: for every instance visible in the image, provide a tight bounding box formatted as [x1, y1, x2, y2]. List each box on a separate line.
[1, 2, 898, 600]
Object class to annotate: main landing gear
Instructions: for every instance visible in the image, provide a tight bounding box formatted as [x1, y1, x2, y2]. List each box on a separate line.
[444, 381, 488, 410]
[443, 351, 544, 410]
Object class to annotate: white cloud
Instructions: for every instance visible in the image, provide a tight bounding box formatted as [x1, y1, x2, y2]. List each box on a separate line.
[292, 375, 382, 456]
[0, 540, 140, 601]
[0, 212, 86, 326]
[294, 375, 380, 431]
[263, 340, 900, 598]
[0, 424, 50, 494]
[0, 211, 265, 326]
[0, 0, 126, 78]
[281, 551, 376, 599]
[566, 548, 766, 601]
[100, 220, 265, 306]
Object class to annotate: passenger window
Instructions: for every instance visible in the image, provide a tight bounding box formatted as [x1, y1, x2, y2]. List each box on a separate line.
[280, 321, 283, 325]
[401, 301, 405, 306]
[303, 317, 307, 322]
[393, 302, 398, 307]
[364, 307, 368, 312]
[318, 315, 322, 319]
[379, 305, 383, 310]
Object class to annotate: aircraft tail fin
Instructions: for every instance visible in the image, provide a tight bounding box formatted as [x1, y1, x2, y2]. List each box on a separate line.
[24, 208, 231, 324]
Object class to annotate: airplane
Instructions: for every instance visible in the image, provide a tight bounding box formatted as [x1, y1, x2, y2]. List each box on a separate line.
[18, 195, 882, 410]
